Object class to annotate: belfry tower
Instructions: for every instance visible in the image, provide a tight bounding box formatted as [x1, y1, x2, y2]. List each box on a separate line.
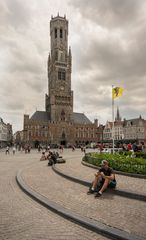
[45, 14, 73, 122]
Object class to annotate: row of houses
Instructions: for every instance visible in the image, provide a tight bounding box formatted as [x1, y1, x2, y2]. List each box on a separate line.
[0, 118, 13, 147]
[103, 108, 146, 144]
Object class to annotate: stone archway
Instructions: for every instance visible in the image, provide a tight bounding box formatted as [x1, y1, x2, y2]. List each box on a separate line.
[60, 140, 66, 146]
[60, 131, 67, 146]
[34, 140, 40, 148]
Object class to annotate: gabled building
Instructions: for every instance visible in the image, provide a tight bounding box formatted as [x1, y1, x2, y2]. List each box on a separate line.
[103, 107, 146, 144]
[103, 107, 124, 142]
[103, 121, 113, 141]
[123, 115, 145, 143]
[114, 107, 124, 141]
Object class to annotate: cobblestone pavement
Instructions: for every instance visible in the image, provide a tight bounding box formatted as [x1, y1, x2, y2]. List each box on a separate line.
[0, 150, 108, 240]
[21, 149, 146, 238]
[58, 149, 146, 195]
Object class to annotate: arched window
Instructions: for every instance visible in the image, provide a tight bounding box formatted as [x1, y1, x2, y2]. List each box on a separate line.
[60, 28, 63, 38]
[55, 51, 58, 60]
[61, 109, 65, 121]
[55, 28, 57, 38]
[62, 131, 66, 139]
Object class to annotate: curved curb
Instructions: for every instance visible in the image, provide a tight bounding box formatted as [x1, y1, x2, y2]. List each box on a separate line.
[82, 160, 146, 179]
[52, 165, 146, 202]
[16, 169, 145, 240]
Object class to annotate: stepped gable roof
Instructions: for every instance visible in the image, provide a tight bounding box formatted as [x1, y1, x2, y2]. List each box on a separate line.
[123, 116, 144, 126]
[30, 111, 50, 122]
[104, 121, 113, 129]
[72, 112, 91, 124]
[114, 121, 123, 126]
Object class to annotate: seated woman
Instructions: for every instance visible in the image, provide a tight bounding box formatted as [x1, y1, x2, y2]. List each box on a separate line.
[87, 160, 117, 198]
[40, 152, 47, 161]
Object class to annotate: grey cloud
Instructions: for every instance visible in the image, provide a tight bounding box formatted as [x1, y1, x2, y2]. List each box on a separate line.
[1, 0, 146, 132]
[69, 0, 144, 29]
[0, 0, 32, 29]
[8, 49, 44, 75]
[74, 33, 146, 79]
[5, 101, 24, 111]
[24, 75, 46, 92]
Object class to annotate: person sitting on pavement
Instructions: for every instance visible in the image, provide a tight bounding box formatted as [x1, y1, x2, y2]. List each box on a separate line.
[87, 160, 116, 198]
[51, 151, 57, 164]
[40, 151, 47, 161]
[47, 151, 57, 165]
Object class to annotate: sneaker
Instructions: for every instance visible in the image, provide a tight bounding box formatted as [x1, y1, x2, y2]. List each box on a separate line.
[94, 192, 102, 198]
[87, 189, 94, 195]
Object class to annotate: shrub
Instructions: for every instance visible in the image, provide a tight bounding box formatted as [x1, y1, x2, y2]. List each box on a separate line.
[83, 152, 146, 175]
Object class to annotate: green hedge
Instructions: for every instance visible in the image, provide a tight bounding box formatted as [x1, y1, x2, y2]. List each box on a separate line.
[119, 151, 146, 159]
[83, 152, 146, 175]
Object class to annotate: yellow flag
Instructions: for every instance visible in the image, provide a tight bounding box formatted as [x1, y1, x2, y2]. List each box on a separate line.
[112, 87, 124, 99]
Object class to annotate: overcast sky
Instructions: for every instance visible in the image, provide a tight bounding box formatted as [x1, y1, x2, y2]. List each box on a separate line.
[1, 0, 146, 132]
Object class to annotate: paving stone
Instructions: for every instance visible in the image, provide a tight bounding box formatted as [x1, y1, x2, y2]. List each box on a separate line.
[0, 150, 108, 240]
[21, 150, 146, 238]
[59, 149, 146, 195]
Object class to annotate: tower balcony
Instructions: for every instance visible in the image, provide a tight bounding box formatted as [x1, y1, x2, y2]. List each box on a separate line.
[55, 61, 67, 68]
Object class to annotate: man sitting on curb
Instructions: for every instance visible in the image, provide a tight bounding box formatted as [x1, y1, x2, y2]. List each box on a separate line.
[87, 160, 116, 198]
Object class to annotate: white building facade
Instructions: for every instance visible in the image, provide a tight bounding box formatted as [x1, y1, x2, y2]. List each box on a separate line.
[0, 118, 13, 147]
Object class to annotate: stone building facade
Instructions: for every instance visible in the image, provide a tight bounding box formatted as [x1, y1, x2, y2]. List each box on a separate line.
[103, 107, 124, 142]
[103, 108, 146, 144]
[123, 116, 145, 143]
[23, 15, 102, 147]
[0, 117, 13, 147]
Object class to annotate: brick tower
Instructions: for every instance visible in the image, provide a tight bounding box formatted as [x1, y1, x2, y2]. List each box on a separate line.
[45, 14, 73, 122]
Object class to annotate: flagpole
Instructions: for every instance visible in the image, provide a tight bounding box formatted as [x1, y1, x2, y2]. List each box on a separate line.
[112, 85, 115, 154]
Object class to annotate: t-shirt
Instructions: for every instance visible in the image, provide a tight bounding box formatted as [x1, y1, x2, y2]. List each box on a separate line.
[99, 167, 113, 176]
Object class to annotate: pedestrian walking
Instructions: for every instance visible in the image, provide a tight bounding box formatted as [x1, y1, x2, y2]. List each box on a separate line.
[12, 146, 16, 155]
[5, 146, 10, 155]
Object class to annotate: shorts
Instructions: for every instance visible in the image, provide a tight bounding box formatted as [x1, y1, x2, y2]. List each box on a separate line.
[100, 178, 117, 189]
[109, 179, 117, 188]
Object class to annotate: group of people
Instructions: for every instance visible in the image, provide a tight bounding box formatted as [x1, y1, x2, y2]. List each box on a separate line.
[40, 150, 60, 165]
[122, 142, 144, 152]
[39, 146, 116, 197]
[4, 142, 117, 197]
[81, 146, 86, 153]
[40, 147, 117, 197]
[5, 146, 16, 155]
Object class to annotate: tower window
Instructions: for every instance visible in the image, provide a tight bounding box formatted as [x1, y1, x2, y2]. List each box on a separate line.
[61, 109, 65, 121]
[55, 28, 57, 38]
[65, 30, 66, 40]
[58, 70, 66, 80]
[55, 51, 58, 60]
[58, 50, 64, 61]
[60, 28, 63, 38]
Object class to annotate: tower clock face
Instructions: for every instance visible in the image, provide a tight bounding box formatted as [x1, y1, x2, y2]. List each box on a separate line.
[60, 86, 64, 91]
